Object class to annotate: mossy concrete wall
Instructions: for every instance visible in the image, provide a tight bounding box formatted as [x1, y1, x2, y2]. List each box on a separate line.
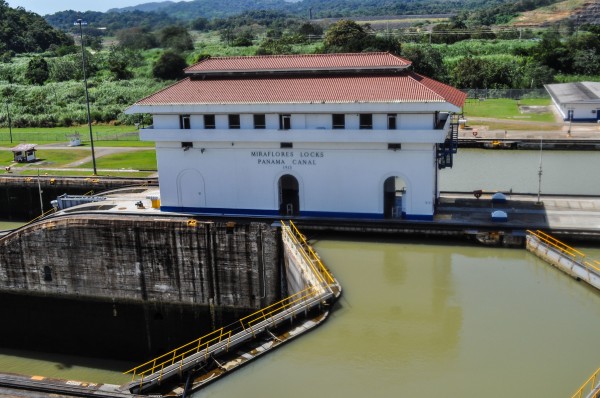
[0, 215, 281, 309]
[0, 214, 282, 359]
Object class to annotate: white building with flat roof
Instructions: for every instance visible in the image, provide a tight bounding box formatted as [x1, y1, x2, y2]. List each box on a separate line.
[545, 82, 600, 122]
[126, 52, 466, 220]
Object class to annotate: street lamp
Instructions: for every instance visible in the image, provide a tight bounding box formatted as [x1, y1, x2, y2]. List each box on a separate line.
[74, 19, 97, 175]
[5, 101, 12, 143]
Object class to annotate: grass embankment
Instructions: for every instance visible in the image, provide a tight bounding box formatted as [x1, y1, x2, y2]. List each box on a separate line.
[463, 98, 559, 130]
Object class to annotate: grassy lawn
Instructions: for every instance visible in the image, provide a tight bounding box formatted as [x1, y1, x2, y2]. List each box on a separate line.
[16, 170, 156, 178]
[0, 126, 142, 146]
[0, 149, 90, 168]
[463, 98, 556, 123]
[79, 150, 157, 171]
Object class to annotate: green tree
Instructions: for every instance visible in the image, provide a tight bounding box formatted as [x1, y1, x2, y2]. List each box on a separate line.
[152, 51, 187, 80]
[323, 20, 368, 52]
[256, 38, 293, 55]
[116, 27, 157, 50]
[158, 26, 194, 52]
[401, 45, 446, 81]
[25, 57, 50, 85]
[108, 46, 134, 80]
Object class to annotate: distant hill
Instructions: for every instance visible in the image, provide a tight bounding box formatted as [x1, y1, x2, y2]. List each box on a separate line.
[512, 0, 600, 27]
[109, 0, 289, 20]
[0, 2, 72, 54]
[108, 1, 178, 13]
[106, 0, 568, 21]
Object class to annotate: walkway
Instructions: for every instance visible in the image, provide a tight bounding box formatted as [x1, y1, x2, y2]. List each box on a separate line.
[123, 221, 341, 395]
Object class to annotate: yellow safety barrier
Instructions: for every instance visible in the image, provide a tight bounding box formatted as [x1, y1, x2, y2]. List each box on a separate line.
[25, 208, 56, 226]
[124, 327, 232, 383]
[125, 220, 338, 391]
[527, 230, 600, 274]
[570, 367, 600, 398]
[239, 286, 318, 334]
[284, 220, 336, 285]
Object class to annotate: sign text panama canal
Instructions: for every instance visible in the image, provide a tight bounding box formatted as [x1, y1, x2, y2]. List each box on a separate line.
[251, 151, 324, 169]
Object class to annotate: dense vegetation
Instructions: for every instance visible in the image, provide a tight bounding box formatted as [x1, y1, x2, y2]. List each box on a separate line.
[111, 0, 565, 22]
[0, 0, 72, 57]
[0, 0, 597, 130]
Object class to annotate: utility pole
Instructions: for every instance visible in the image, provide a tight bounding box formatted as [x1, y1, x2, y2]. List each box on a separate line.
[74, 19, 97, 175]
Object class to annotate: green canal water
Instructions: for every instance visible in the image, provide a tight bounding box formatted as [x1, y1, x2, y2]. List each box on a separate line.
[2, 238, 599, 397]
[194, 239, 600, 398]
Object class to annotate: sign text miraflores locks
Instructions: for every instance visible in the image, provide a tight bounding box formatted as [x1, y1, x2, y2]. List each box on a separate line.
[250, 150, 324, 168]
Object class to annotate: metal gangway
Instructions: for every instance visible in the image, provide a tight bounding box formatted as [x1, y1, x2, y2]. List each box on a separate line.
[571, 368, 600, 398]
[526, 231, 600, 398]
[124, 220, 340, 395]
[526, 230, 600, 291]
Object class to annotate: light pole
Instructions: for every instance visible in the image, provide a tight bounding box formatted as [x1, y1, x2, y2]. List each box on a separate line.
[74, 19, 97, 175]
[5, 101, 12, 143]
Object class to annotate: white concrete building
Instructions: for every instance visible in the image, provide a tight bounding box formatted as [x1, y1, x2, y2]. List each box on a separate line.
[126, 53, 466, 220]
[545, 82, 600, 122]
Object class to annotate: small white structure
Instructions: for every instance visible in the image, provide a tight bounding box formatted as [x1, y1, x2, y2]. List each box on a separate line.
[545, 82, 600, 122]
[126, 53, 466, 220]
[68, 133, 81, 147]
[11, 144, 37, 163]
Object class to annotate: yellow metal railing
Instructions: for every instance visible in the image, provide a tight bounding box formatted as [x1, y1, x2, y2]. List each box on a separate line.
[124, 221, 337, 391]
[124, 327, 232, 384]
[527, 230, 600, 274]
[25, 208, 56, 226]
[283, 220, 336, 286]
[571, 367, 600, 398]
[239, 286, 318, 334]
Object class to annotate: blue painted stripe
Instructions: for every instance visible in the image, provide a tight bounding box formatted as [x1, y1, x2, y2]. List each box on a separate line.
[562, 117, 600, 123]
[160, 206, 433, 221]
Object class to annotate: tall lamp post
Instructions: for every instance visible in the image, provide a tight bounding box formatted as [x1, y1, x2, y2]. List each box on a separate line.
[74, 19, 97, 175]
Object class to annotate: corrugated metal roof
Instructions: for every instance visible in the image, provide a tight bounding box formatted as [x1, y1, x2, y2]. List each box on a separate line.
[545, 82, 600, 103]
[185, 52, 412, 74]
[133, 72, 466, 108]
[11, 144, 36, 152]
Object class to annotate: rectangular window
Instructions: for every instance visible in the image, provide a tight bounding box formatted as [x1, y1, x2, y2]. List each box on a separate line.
[332, 114, 345, 129]
[229, 114, 240, 129]
[254, 114, 266, 129]
[280, 142, 293, 148]
[359, 114, 373, 129]
[279, 114, 291, 130]
[387, 114, 397, 130]
[180, 115, 191, 129]
[204, 115, 215, 129]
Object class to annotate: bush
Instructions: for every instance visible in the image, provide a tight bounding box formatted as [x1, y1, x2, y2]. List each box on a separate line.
[152, 51, 187, 80]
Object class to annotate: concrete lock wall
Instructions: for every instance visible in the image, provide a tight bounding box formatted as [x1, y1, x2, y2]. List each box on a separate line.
[0, 215, 283, 360]
[0, 215, 282, 309]
[0, 177, 157, 220]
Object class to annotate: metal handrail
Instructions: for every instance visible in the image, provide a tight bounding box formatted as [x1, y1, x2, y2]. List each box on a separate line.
[124, 221, 338, 392]
[285, 220, 336, 285]
[570, 367, 600, 398]
[124, 327, 232, 380]
[527, 230, 600, 274]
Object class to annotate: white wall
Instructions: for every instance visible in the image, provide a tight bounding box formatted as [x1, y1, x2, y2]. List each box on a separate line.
[155, 143, 438, 218]
[151, 112, 437, 131]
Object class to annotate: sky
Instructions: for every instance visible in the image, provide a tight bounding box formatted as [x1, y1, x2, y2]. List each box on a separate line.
[5, 1, 189, 15]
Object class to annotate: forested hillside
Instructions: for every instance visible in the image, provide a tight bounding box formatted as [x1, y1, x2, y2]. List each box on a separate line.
[0, 0, 72, 56]
[108, 0, 567, 23]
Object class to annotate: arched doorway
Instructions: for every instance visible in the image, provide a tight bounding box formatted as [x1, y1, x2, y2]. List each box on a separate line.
[279, 174, 299, 216]
[177, 169, 206, 208]
[383, 176, 406, 219]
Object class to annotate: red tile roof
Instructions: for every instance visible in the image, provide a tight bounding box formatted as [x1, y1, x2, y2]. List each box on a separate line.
[133, 72, 466, 108]
[185, 52, 412, 74]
